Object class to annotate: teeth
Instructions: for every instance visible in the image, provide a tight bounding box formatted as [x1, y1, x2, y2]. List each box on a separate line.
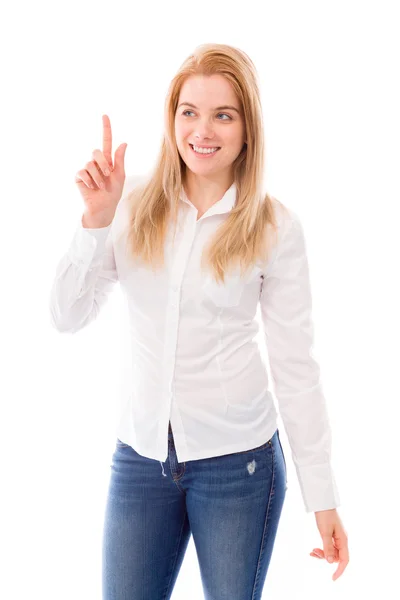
[192, 144, 219, 154]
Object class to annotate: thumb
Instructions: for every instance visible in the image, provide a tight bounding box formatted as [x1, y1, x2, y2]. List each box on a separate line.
[322, 535, 335, 563]
[114, 143, 128, 173]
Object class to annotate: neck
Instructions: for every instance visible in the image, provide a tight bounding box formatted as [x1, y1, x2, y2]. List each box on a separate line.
[183, 171, 234, 213]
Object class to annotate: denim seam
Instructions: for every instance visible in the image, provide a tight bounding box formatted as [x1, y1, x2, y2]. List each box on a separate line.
[172, 462, 186, 486]
[162, 508, 188, 600]
[251, 438, 275, 599]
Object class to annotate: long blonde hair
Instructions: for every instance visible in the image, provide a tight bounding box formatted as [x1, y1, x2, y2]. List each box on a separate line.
[124, 43, 288, 284]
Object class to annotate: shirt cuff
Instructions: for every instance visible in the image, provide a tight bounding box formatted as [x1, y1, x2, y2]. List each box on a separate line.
[67, 219, 113, 269]
[296, 462, 341, 513]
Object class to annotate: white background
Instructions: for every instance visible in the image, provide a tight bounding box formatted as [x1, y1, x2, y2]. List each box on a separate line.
[2, 0, 399, 598]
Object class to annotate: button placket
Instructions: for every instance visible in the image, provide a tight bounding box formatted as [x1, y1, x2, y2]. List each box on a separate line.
[163, 214, 197, 410]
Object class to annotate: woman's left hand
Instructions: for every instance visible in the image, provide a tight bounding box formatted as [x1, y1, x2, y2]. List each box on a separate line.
[310, 508, 349, 581]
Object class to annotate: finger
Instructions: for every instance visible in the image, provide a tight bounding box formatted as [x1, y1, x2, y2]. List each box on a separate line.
[333, 558, 348, 580]
[333, 545, 349, 580]
[113, 142, 128, 172]
[321, 535, 336, 563]
[85, 161, 105, 189]
[102, 114, 113, 169]
[313, 546, 339, 562]
[75, 170, 96, 189]
[92, 149, 111, 176]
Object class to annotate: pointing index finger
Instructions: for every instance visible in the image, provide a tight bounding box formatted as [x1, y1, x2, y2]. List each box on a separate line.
[102, 114, 113, 168]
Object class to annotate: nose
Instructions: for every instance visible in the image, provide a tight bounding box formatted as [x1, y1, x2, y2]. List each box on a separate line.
[193, 118, 216, 140]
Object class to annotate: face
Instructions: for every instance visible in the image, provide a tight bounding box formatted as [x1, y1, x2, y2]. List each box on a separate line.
[174, 74, 246, 181]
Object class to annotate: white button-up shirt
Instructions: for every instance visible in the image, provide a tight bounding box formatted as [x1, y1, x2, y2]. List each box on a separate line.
[49, 174, 341, 513]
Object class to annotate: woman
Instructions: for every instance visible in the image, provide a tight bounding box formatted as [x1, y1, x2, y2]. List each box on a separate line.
[50, 43, 349, 598]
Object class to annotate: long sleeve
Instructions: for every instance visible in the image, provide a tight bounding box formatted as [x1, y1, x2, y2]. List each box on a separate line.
[49, 219, 118, 333]
[49, 174, 147, 334]
[260, 210, 341, 513]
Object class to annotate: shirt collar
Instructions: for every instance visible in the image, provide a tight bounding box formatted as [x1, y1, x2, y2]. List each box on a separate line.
[179, 181, 237, 219]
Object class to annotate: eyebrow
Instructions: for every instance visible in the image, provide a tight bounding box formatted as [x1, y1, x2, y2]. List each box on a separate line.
[177, 101, 241, 114]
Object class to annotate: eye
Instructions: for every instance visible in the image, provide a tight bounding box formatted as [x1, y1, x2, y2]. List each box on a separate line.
[181, 110, 232, 120]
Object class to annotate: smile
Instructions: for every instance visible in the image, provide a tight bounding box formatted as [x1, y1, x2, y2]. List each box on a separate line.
[189, 143, 221, 157]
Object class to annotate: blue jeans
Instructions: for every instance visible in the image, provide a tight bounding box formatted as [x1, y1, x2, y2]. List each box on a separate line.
[102, 422, 287, 599]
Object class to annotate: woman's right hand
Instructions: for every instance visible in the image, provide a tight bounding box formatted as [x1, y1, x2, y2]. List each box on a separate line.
[75, 114, 128, 224]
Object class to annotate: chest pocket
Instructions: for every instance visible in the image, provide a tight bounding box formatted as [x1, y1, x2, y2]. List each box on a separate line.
[202, 265, 262, 308]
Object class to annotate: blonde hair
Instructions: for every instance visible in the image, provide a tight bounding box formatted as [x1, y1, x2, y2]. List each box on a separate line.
[124, 43, 289, 284]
